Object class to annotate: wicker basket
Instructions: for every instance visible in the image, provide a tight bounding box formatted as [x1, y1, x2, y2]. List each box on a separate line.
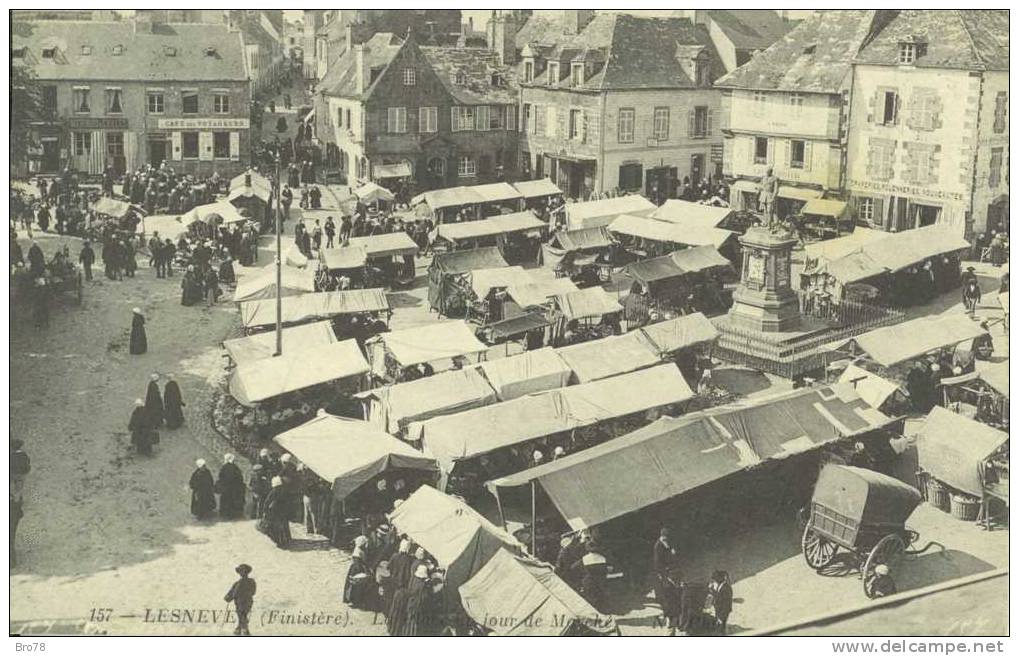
[927, 479, 951, 512]
[951, 493, 980, 522]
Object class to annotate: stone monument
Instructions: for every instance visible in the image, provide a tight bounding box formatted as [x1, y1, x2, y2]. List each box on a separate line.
[727, 225, 801, 333]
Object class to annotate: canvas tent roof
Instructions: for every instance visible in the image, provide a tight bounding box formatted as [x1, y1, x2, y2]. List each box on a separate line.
[180, 201, 246, 227]
[548, 226, 614, 252]
[651, 199, 733, 228]
[824, 226, 971, 284]
[223, 320, 336, 366]
[233, 266, 317, 303]
[836, 314, 989, 368]
[485, 312, 551, 340]
[978, 360, 1009, 398]
[430, 247, 508, 274]
[358, 367, 498, 434]
[239, 289, 389, 329]
[228, 339, 369, 406]
[468, 266, 533, 298]
[610, 213, 734, 248]
[412, 364, 692, 471]
[566, 195, 656, 230]
[512, 178, 562, 199]
[379, 321, 487, 367]
[459, 549, 615, 636]
[803, 228, 888, 266]
[633, 313, 720, 357]
[624, 246, 731, 284]
[273, 414, 438, 503]
[352, 181, 395, 204]
[388, 486, 523, 602]
[555, 287, 623, 321]
[472, 182, 524, 204]
[228, 174, 272, 203]
[506, 278, 579, 308]
[347, 232, 420, 258]
[802, 198, 848, 219]
[436, 211, 545, 243]
[91, 196, 144, 218]
[372, 162, 412, 179]
[476, 347, 573, 401]
[321, 245, 369, 270]
[491, 384, 893, 530]
[556, 333, 661, 383]
[412, 186, 483, 211]
[777, 186, 823, 202]
[916, 406, 1009, 497]
[837, 364, 902, 410]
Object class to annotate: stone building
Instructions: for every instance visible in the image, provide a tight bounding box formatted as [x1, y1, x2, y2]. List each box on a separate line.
[516, 12, 726, 200]
[676, 10, 795, 74]
[716, 11, 875, 216]
[846, 10, 1009, 237]
[314, 34, 518, 190]
[12, 15, 251, 177]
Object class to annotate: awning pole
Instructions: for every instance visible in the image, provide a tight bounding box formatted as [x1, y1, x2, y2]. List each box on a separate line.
[493, 487, 508, 532]
[274, 157, 283, 357]
[530, 479, 537, 555]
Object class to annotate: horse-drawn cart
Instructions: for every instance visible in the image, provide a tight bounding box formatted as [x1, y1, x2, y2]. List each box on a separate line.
[801, 465, 932, 598]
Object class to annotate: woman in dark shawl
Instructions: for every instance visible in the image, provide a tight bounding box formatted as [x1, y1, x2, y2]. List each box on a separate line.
[216, 453, 247, 519]
[387, 565, 431, 636]
[128, 398, 153, 456]
[343, 543, 373, 609]
[189, 459, 217, 519]
[129, 308, 147, 355]
[258, 476, 292, 548]
[163, 374, 185, 429]
[181, 267, 198, 306]
[144, 373, 164, 428]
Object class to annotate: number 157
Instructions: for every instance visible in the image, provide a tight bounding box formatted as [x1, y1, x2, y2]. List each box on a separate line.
[89, 608, 113, 622]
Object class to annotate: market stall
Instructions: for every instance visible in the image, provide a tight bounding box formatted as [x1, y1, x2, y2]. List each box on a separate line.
[621, 245, 732, 314]
[180, 201, 247, 229]
[551, 287, 624, 345]
[797, 198, 851, 240]
[835, 363, 908, 414]
[228, 171, 272, 227]
[478, 311, 552, 350]
[223, 320, 337, 367]
[476, 347, 573, 401]
[228, 338, 370, 407]
[939, 359, 1009, 428]
[367, 320, 489, 383]
[555, 332, 660, 384]
[238, 288, 391, 332]
[232, 265, 317, 303]
[630, 313, 720, 384]
[428, 247, 509, 316]
[541, 226, 616, 285]
[320, 245, 369, 288]
[651, 199, 737, 231]
[512, 178, 564, 213]
[459, 548, 616, 636]
[91, 196, 147, 234]
[609, 213, 735, 258]
[433, 211, 546, 264]
[832, 314, 990, 369]
[462, 266, 535, 324]
[412, 182, 524, 223]
[346, 232, 420, 287]
[503, 278, 580, 314]
[274, 413, 439, 507]
[565, 195, 656, 231]
[352, 181, 396, 207]
[355, 366, 498, 436]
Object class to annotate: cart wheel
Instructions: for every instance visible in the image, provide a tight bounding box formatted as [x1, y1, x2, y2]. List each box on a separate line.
[76, 272, 83, 304]
[801, 523, 838, 570]
[862, 533, 906, 598]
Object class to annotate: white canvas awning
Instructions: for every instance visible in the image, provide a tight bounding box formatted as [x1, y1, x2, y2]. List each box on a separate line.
[232, 266, 316, 303]
[228, 339, 369, 406]
[223, 320, 337, 366]
[379, 321, 488, 368]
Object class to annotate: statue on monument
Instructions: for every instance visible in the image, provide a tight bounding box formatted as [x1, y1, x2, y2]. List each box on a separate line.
[759, 166, 779, 227]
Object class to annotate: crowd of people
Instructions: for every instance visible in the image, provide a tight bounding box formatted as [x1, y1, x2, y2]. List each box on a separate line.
[127, 371, 185, 457]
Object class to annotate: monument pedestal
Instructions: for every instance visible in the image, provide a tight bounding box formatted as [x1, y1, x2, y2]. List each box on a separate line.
[726, 226, 801, 333]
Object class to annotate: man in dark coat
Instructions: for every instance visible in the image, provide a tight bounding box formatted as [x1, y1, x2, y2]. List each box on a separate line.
[163, 374, 185, 429]
[189, 459, 217, 519]
[145, 373, 164, 428]
[248, 464, 269, 519]
[78, 241, 95, 281]
[27, 241, 45, 277]
[225, 564, 257, 636]
[128, 399, 153, 456]
[258, 476, 291, 548]
[653, 527, 680, 631]
[163, 238, 176, 277]
[216, 454, 247, 519]
[708, 570, 733, 634]
[130, 308, 147, 355]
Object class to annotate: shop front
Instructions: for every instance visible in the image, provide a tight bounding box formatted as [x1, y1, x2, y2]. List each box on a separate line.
[155, 117, 249, 177]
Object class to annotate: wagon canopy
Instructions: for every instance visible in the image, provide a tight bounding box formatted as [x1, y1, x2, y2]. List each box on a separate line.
[978, 360, 1010, 399]
[389, 486, 523, 603]
[357, 366, 498, 434]
[233, 266, 316, 303]
[223, 320, 336, 366]
[566, 195, 656, 230]
[273, 413, 438, 503]
[239, 289, 389, 330]
[459, 548, 615, 636]
[476, 347, 573, 401]
[228, 339, 369, 406]
[811, 465, 922, 530]
[834, 314, 988, 368]
[554, 287, 623, 321]
[378, 320, 487, 368]
[512, 178, 562, 199]
[491, 384, 894, 530]
[916, 406, 1009, 497]
[180, 201, 246, 227]
[347, 232, 420, 259]
[556, 332, 660, 383]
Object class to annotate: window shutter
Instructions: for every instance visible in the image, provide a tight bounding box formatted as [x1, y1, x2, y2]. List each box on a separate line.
[928, 145, 941, 184]
[558, 107, 567, 139]
[451, 107, 458, 132]
[582, 112, 588, 143]
[766, 138, 774, 164]
[803, 141, 812, 172]
[930, 94, 943, 131]
[748, 136, 755, 164]
[198, 131, 213, 161]
[171, 131, 181, 160]
[892, 92, 901, 126]
[687, 109, 696, 138]
[784, 140, 792, 168]
[419, 107, 427, 133]
[547, 106, 557, 138]
[706, 109, 714, 136]
[868, 91, 879, 124]
[873, 197, 885, 227]
[229, 132, 240, 161]
[904, 92, 919, 130]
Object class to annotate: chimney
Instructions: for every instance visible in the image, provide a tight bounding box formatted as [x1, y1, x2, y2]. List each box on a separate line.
[346, 22, 354, 52]
[489, 14, 517, 66]
[562, 9, 594, 35]
[354, 44, 371, 93]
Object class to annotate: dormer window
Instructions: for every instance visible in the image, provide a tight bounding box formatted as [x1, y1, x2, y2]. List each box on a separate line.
[455, 70, 467, 85]
[41, 47, 57, 59]
[898, 42, 916, 65]
[81, 45, 92, 56]
[548, 62, 559, 87]
[164, 46, 177, 57]
[491, 72, 504, 87]
[112, 45, 123, 56]
[571, 63, 584, 87]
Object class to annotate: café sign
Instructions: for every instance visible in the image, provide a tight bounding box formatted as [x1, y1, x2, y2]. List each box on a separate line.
[849, 178, 965, 203]
[67, 117, 129, 130]
[157, 118, 250, 130]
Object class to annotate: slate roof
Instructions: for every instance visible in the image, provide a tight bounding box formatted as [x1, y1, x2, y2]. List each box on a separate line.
[708, 10, 795, 51]
[855, 10, 1008, 71]
[319, 32, 403, 99]
[522, 13, 724, 90]
[716, 10, 875, 93]
[11, 20, 248, 82]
